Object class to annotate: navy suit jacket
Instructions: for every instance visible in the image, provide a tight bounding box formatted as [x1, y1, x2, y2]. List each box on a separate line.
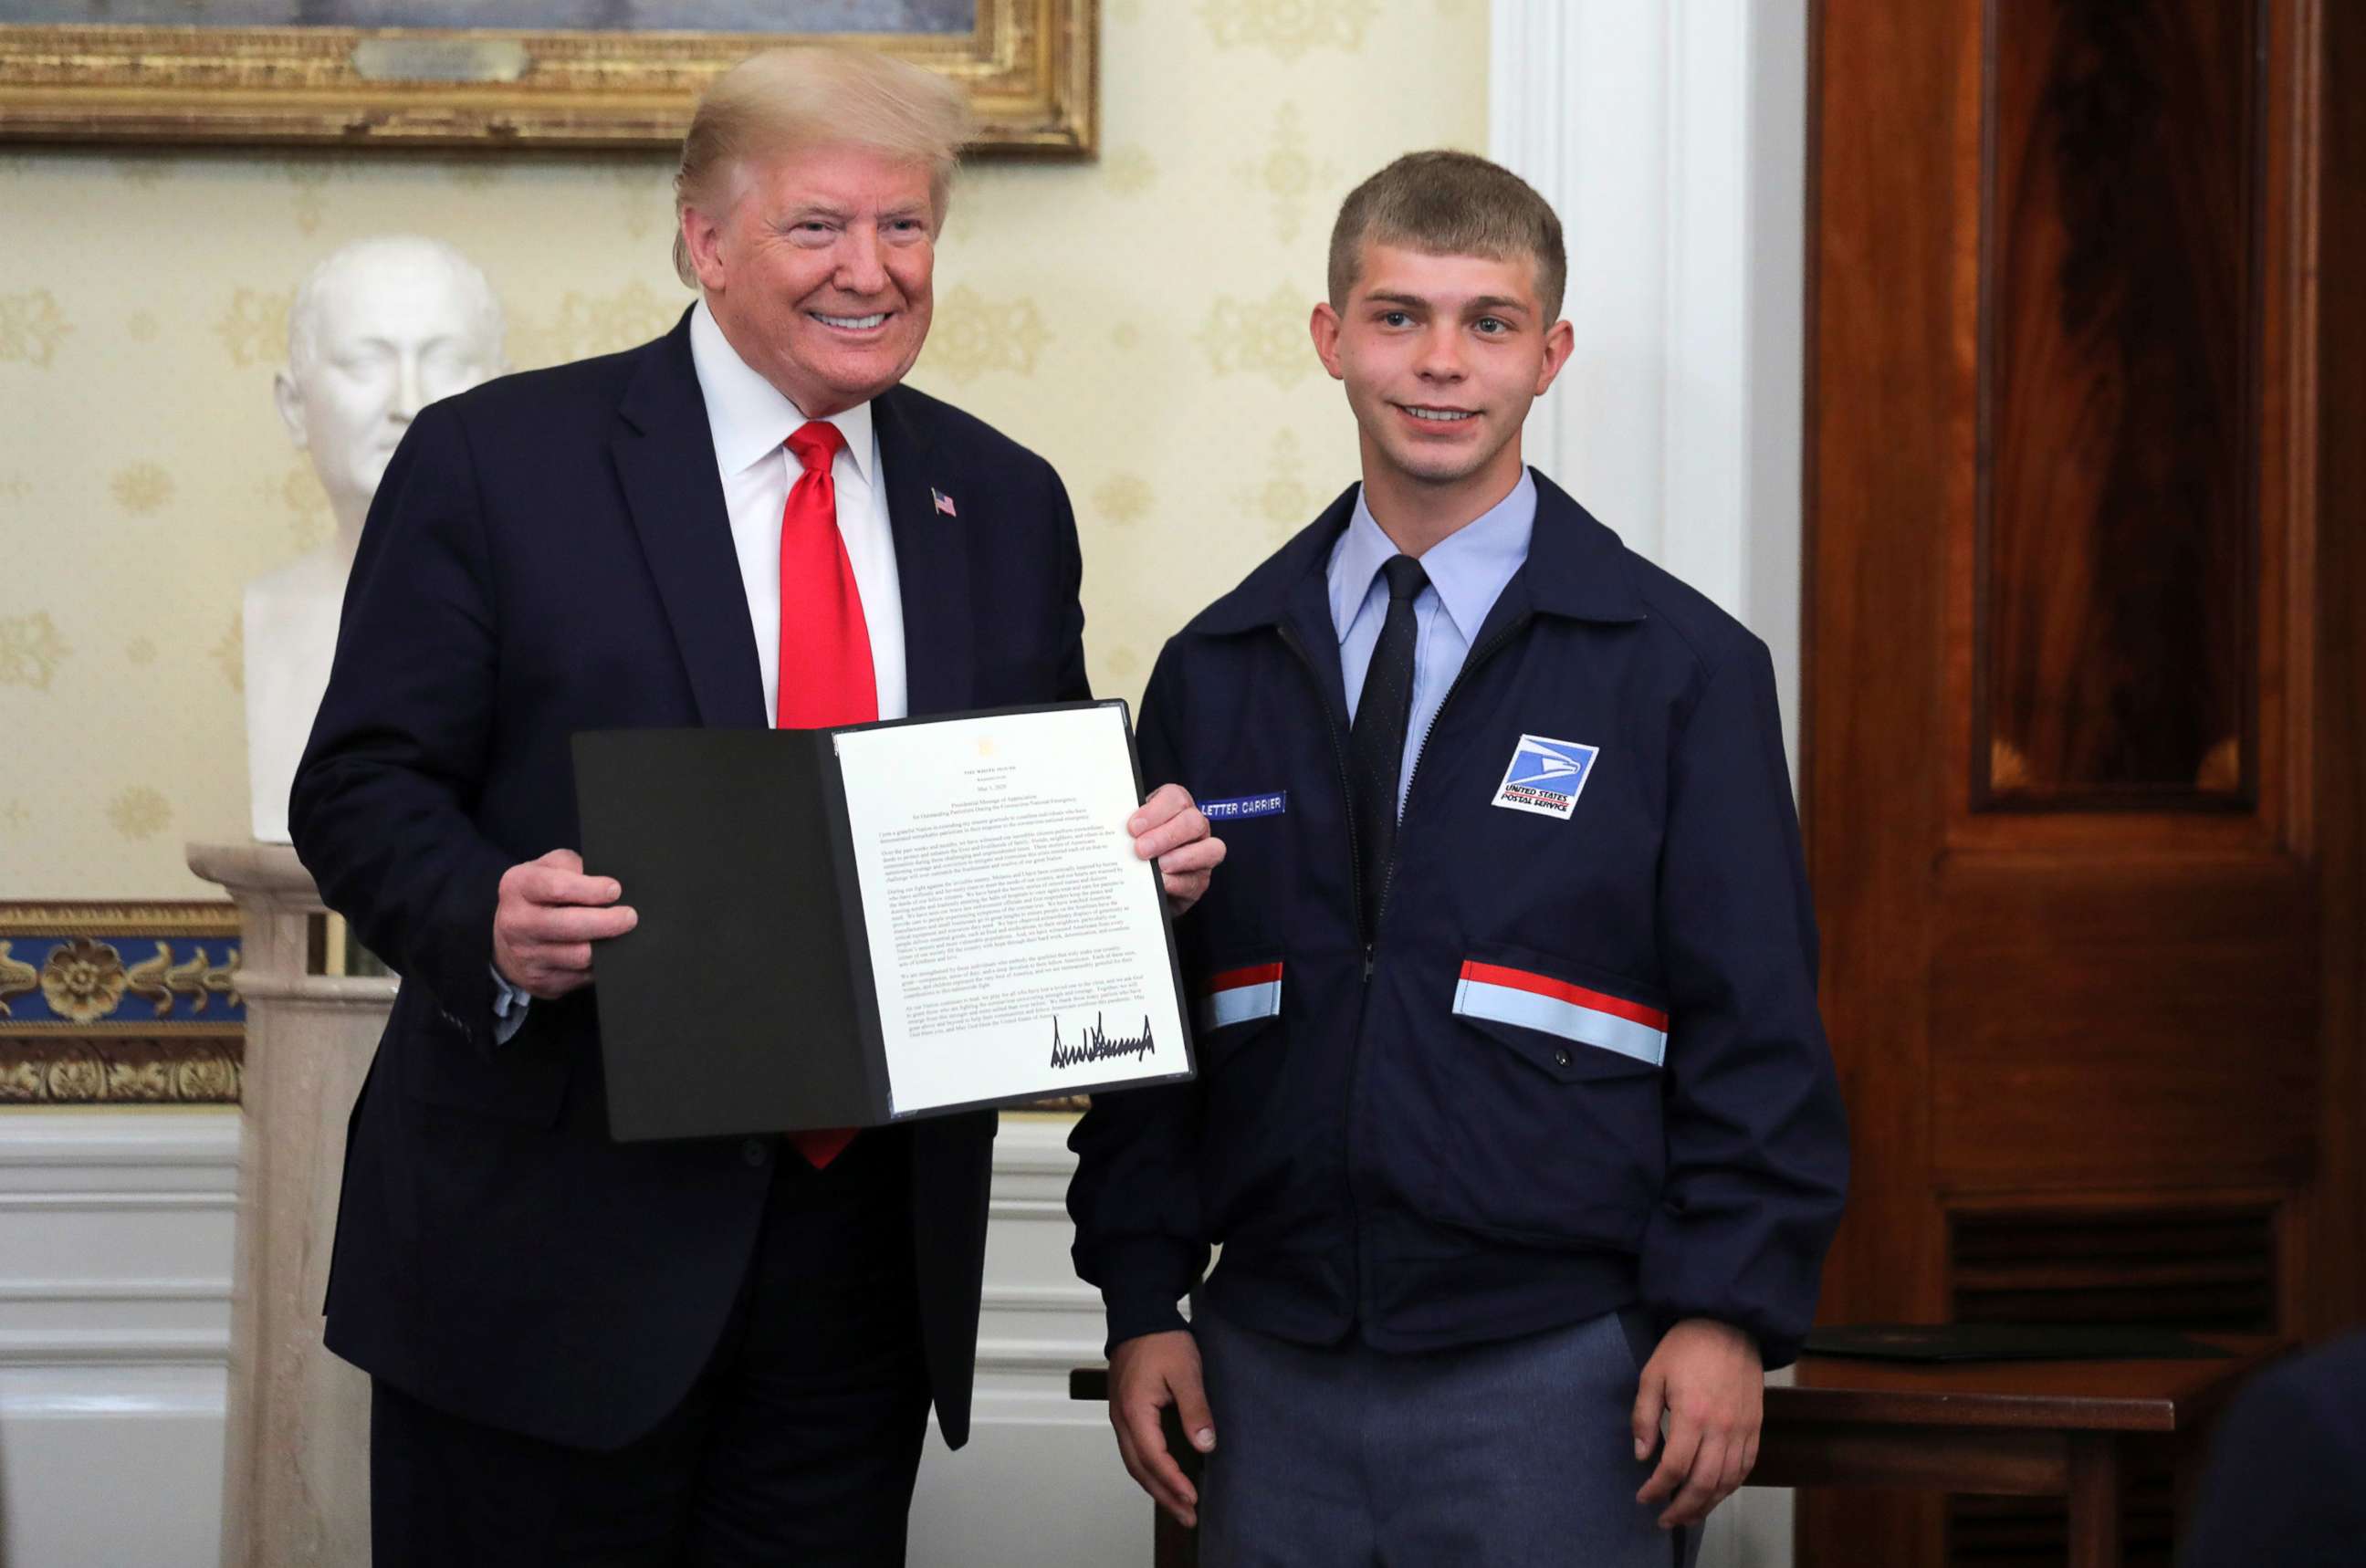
[292, 309, 1089, 1450]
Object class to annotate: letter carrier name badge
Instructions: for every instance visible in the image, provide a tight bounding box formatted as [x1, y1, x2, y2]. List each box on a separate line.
[1492, 735, 1599, 820]
[1199, 791, 1288, 821]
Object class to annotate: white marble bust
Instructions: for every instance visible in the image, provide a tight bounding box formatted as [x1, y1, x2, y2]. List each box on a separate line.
[244, 235, 507, 842]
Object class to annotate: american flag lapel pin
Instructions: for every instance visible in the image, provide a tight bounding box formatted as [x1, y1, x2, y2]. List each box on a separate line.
[931, 487, 958, 517]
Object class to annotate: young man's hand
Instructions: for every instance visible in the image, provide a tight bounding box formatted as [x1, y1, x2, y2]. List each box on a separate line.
[1632, 1317, 1762, 1529]
[1106, 1329, 1216, 1528]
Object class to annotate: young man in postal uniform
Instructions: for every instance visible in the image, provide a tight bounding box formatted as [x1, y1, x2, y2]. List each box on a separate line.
[1069, 152, 1848, 1567]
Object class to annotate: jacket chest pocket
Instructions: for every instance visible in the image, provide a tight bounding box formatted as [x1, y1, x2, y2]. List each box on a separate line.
[1450, 948, 1668, 1079]
[1426, 944, 1667, 1247]
[1191, 956, 1285, 1071]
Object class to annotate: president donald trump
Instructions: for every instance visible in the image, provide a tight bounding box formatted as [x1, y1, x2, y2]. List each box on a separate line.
[292, 47, 1221, 1565]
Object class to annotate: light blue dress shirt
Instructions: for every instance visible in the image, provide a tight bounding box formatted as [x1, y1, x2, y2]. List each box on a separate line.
[492, 964, 529, 1043]
[1328, 469, 1538, 818]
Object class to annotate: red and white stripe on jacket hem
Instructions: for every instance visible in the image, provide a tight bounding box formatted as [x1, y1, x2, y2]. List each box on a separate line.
[1195, 962, 1282, 1032]
[1450, 959, 1668, 1068]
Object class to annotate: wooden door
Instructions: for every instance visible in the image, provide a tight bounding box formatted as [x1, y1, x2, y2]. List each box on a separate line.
[1803, 2, 2365, 1563]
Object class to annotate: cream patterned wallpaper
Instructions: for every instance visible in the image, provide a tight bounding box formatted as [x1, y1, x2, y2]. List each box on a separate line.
[0, 0, 1486, 898]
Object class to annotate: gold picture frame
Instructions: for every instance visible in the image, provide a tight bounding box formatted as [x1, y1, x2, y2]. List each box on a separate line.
[0, 0, 1094, 153]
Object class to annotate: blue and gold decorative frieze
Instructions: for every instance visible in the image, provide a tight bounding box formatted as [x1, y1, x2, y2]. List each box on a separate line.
[0, 903, 242, 1104]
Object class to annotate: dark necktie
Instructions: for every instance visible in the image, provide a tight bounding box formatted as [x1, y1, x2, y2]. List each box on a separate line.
[1346, 554, 1429, 937]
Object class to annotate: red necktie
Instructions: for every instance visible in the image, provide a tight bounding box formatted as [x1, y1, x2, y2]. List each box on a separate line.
[777, 419, 873, 1169]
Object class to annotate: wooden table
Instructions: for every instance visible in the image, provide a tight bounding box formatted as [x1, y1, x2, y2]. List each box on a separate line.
[1071, 1335, 2283, 1567]
[1759, 1336, 2281, 1567]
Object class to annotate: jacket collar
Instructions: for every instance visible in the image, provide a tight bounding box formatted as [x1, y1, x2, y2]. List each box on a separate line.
[871, 382, 975, 716]
[612, 308, 769, 729]
[1184, 467, 1648, 637]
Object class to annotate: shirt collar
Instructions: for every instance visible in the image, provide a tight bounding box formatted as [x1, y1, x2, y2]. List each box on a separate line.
[1327, 468, 1538, 644]
[687, 297, 875, 487]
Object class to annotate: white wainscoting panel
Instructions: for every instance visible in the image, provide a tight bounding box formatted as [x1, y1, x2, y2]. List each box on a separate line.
[1492, 0, 1812, 786]
[0, 1110, 1121, 1568]
[908, 1113, 1147, 1567]
[0, 1110, 239, 1568]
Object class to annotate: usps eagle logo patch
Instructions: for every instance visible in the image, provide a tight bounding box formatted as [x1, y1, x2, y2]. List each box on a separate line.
[1492, 734, 1600, 820]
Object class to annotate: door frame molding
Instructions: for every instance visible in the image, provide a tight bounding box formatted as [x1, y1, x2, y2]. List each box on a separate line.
[1488, 0, 1811, 773]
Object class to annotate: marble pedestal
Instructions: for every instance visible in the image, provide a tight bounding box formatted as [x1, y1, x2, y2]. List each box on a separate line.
[187, 841, 393, 1568]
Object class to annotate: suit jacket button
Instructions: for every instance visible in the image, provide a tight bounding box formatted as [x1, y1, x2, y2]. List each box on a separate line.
[1553, 1048, 1572, 1069]
[741, 1138, 769, 1167]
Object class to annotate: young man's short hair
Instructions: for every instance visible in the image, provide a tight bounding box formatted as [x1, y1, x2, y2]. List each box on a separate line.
[1326, 150, 1567, 321]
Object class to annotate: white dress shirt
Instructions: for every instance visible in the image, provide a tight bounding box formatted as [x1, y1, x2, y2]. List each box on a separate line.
[494, 303, 912, 1040]
[688, 297, 908, 725]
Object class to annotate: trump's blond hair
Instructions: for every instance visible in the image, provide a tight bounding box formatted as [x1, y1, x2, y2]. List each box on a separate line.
[672, 47, 973, 286]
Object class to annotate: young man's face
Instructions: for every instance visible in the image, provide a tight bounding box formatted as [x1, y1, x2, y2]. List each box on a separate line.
[683, 141, 937, 418]
[1312, 240, 1574, 492]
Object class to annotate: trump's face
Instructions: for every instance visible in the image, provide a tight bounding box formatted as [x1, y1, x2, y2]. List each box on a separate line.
[684, 142, 937, 418]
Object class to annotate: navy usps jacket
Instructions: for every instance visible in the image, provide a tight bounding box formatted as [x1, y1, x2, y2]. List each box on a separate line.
[293, 310, 1087, 1450]
[1068, 473, 1848, 1365]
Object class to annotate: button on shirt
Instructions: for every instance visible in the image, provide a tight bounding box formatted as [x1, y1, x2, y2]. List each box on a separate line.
[492, 301, 913, 1042]
[1328, 469, 1538, 817]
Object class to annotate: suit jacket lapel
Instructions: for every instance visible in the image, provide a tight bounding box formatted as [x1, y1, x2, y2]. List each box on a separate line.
[874, 386, 975, 716]
[610, 313, 769, 730]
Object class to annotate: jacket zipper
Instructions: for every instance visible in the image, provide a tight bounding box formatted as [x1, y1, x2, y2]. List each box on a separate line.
[1276, 611, 1532, 1338]
[1276, 619, 1379, 1320]
[1275, 622, 1369, 971]
[1370, 613, 1534, 938]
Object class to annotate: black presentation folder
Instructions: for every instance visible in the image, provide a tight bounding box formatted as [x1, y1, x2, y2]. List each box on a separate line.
[572, 701, 1192, 1143]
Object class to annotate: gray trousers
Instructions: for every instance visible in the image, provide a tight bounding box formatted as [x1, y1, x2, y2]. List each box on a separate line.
[1197, 1308, 1704, 1568]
